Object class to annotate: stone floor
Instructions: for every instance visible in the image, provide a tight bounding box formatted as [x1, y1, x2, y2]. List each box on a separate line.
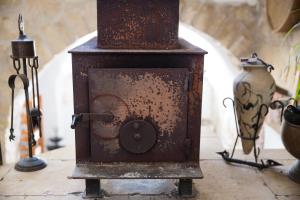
[0, 125, 299, 200]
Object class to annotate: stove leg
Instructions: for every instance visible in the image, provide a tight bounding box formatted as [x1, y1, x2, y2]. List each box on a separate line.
[178, 178, 193, 197]
[83, 179, 102, 199]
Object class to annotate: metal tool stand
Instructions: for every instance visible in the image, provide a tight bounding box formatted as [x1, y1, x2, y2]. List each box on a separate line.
[8, 74, 46, 172]
[217, 97, 283, 170]
[7, 15, 46, 172]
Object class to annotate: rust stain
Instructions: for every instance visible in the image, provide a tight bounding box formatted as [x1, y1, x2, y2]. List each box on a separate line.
[89, 69, 186, 140]
[97, 0, 179, 49]
[80, 72, 88, 77]
[91, 94, 130, 139]
[101, 139, 120, 154]
[189, 59, 203, 116]
[88, 68, 193, 159]
[117, 72, 183, 136]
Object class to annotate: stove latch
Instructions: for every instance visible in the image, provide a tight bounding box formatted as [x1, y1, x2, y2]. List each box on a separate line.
[71, 112, 114, 129]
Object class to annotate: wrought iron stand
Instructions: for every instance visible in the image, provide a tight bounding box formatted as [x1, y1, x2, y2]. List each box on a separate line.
[217, 97, 283, 170]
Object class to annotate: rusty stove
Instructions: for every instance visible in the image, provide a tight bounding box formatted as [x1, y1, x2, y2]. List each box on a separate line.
[69, 0, 207, 198]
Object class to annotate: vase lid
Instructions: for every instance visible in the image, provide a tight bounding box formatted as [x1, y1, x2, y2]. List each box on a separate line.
[240, 53, 274, 71]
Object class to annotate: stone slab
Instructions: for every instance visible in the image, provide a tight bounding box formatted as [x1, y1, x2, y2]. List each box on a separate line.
[1, 158, 292, 200]
[0, 164, 12, 181]
[0, 160, 83, 196]
[259, 160, 300, 196]
[277, 195, 300, 200]
[1, 195, 82, 200]
[102, 179, 176, 195]
[196, 160, 277, 200]
[0, 134, 299, 200]
[230, 149, 295, 161]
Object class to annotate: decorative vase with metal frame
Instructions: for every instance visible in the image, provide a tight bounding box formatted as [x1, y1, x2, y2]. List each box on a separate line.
[218, 53, 283, 169]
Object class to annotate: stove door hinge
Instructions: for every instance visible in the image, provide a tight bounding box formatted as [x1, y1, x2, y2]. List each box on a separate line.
[184, 138, 192, 158]
[184, 72, 193, 92]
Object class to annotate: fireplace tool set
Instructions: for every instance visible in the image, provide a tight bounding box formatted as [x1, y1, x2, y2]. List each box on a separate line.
[7, 15, 46, 172]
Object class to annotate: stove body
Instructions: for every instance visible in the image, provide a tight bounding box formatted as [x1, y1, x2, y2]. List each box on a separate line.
[70, 0, 207, 197]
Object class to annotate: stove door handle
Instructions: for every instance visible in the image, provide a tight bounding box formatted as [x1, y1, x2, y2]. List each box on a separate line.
[88, 112, 114, 123]
[71, 114, 82, 129]
[71, 112, 115, 129]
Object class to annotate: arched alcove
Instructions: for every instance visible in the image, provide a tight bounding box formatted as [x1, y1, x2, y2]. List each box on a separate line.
[4, 24, 285, 164]
[1, 0, 296, 164]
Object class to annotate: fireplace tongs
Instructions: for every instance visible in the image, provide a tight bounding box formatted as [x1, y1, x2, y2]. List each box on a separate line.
[71, 112, 114, 129]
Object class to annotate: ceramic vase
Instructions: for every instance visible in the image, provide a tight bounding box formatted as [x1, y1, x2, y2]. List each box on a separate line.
[281, 105, 300, 183]
[233, 55, 275, 154]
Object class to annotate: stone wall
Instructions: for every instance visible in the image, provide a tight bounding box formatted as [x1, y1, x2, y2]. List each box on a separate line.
[180, 0, 299, 93]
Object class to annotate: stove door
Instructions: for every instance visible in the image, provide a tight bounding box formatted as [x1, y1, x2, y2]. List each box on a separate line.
[88, 68, 189, 162]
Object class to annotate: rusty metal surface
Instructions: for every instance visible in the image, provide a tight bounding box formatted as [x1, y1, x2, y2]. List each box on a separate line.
[187, 55, 205, 161]
[70, 162, 203, 179]
[70, 0, 207, 189]
[70, 38, 206, 163]
[11, 41, 35, 58]
[178, 179, 194, 197]
[84, 179, 102, 198]
[11, 15, 36, 58]
[88, 68, 189, 162]
[70, 38, 207, 54]
[97, 0, 179, 49]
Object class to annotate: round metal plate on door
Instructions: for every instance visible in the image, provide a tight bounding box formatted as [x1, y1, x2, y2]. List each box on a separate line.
[119, 120, 157, 154]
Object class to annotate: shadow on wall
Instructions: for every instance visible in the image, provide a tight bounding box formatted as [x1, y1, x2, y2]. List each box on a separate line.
[4, 24, 245, 163]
